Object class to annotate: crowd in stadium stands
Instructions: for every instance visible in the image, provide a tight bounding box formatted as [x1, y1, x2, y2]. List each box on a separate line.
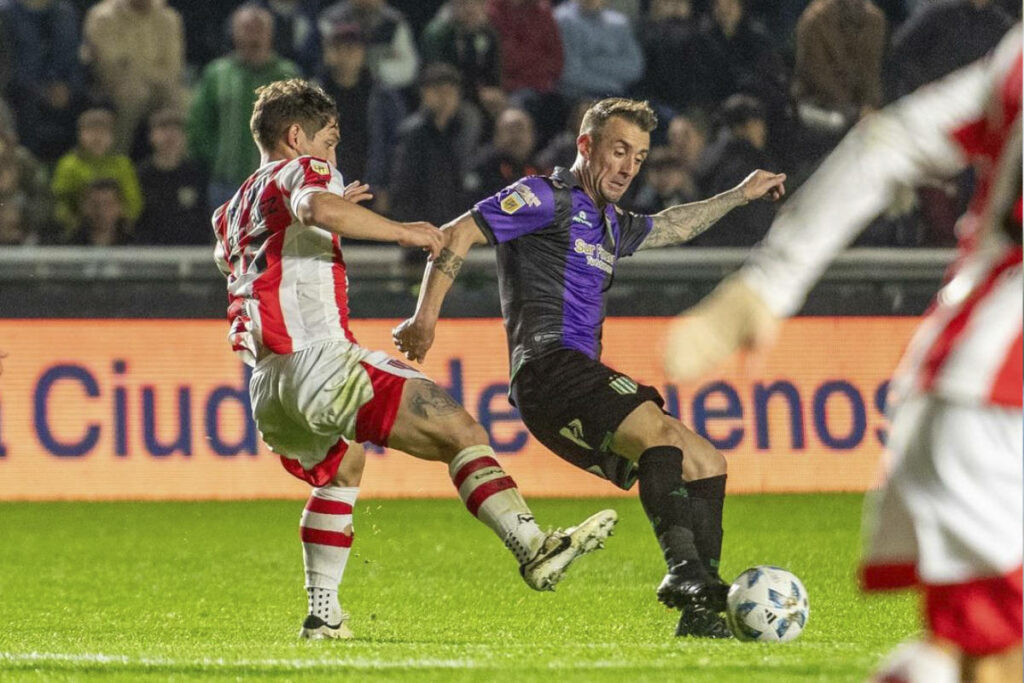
[0, 0, 1017, 247]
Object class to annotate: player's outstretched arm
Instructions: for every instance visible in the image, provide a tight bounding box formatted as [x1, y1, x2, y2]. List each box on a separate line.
[636, 170, 786, 250]
[296, 190, 443, 258]
[393, 212, 488, 362]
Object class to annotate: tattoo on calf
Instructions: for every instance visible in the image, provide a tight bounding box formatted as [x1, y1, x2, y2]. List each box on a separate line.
[409, 381, 462, 418]
[434, 247, 464, 280]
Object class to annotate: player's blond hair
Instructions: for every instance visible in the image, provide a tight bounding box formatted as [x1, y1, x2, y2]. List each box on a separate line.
[250, 79, 337, 150]
[580, 98, 658, 140]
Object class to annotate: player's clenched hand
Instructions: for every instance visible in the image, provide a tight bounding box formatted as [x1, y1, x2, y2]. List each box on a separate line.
[396, 222, 444, 260]
[342, 180, 373, 205]
[392, 316, 435, 363]
[663, 276, 781, 382]
[738, 170, 787, 203]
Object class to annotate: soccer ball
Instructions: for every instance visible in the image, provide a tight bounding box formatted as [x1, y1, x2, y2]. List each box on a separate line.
[725, 566, 810, 642]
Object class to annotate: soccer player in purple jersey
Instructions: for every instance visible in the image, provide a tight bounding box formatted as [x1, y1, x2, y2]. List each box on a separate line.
[394, 98, 785, 637]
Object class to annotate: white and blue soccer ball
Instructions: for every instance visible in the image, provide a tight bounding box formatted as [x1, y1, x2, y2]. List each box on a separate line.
[725, 566, 810, 642]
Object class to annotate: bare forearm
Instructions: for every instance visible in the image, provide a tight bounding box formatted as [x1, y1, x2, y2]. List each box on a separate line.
[640, 187, 747, 250]
[302, 191, 402, 242]
[414, 247, 463, 323]
[413, 214, 483, 321]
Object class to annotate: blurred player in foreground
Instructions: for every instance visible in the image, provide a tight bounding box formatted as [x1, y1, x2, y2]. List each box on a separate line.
[394, 97, 785, 637]
[664, 26, 1022, 682]
[212, 79, 616, 640]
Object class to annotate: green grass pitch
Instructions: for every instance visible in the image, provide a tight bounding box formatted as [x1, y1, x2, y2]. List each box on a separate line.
[0, 494, 917, 681]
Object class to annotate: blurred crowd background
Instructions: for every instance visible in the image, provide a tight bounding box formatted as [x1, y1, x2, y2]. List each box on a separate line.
[0, 0, 1018, 250]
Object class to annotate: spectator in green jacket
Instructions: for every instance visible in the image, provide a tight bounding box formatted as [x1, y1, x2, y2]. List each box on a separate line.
[51, 107, 143, 238]
[187, 4, 299, 209]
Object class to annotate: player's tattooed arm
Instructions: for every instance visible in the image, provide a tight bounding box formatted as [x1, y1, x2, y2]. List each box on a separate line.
[408, 381, 463, 418]
[639, 188, 747, 250]
[637, 170, 786, 250]
[434, 247, 464, 281]
[393, 212, 488, 362]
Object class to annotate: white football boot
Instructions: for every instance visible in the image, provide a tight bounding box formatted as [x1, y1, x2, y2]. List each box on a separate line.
[520, 509, 618, 591]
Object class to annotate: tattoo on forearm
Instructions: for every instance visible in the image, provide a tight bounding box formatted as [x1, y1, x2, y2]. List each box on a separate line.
[639, 188, 747, 250]
[409, 381, 463, 418]
[434, 247, 464, 280]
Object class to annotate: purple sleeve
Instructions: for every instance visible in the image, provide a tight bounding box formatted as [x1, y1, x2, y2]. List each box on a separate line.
[618, 209, 654, 256]
[471, 176, 556, 244]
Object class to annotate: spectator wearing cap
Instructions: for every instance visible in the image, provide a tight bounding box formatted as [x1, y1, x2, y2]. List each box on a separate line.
[554, 0, 644, 100]
[0, 0, 84, 162]
[254, 0, 322, 76]
[187, 4, 299, 209]
[632, 146, 700, 215]
[315, 21, 405, 214]
[390, 63, 480, 259]
[51, 107, 143, 238]
[134, 108, 210, 245]
[422, 0, 505, 117]
[81, 0, 186, 156]
[691, 94, 778, 246]
[463, 107, 540, 197]
[67, 178, 133, 246]
[318, 0, 418, 89]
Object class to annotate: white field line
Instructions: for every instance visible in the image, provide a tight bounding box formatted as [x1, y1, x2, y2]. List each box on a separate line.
[0, 651, 679, 671]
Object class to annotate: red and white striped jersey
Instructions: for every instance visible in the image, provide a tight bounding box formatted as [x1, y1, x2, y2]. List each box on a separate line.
[213, 156, 357, 366]
[743, 25, 1022, 407]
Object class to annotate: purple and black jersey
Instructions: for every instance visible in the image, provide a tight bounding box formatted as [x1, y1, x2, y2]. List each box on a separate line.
[471, 167, 653, 376]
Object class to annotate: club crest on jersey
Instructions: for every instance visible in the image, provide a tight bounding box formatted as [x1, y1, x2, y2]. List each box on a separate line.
[501, 192, 526, 214]
[309, 159, 331, 176]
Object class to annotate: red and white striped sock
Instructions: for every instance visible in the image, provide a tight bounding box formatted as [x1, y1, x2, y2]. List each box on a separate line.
[448, 445, 545, 565]
[300, 485, 358, 622]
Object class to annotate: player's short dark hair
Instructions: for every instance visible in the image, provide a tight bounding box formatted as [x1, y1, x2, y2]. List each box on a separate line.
[250, 79, 337, 150]
[580, 98, 658, 140]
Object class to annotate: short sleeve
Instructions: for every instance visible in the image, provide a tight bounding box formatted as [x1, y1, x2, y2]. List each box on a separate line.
[280, 156, 346, 217]
[471, 176, 556, 244]
[616, 207, 653, 257]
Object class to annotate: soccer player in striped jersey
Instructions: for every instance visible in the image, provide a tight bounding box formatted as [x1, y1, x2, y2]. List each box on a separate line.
[664, 26, 1022, 682]
[212, 79, 616, 640]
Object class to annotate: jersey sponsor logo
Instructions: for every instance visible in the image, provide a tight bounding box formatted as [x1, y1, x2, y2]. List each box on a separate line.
[558, 418, 592, 450]
[501, 192, 526, 214]
[309, 159, 331, 176]
[571, 210, 592, 227]
[608, 374, 638, 395]
[573, 238, 615, 274]
[513, 183, 542, 207]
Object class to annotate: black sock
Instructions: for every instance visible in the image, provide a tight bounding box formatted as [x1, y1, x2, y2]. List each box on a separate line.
[637, 446, 701, 571]
[686, 475, 727, 582]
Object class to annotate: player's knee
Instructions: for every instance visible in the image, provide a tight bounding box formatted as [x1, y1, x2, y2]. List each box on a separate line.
[644, 418, 685, 451]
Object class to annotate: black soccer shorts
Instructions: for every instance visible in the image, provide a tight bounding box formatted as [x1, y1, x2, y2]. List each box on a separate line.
[510, 348, 665, 490]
